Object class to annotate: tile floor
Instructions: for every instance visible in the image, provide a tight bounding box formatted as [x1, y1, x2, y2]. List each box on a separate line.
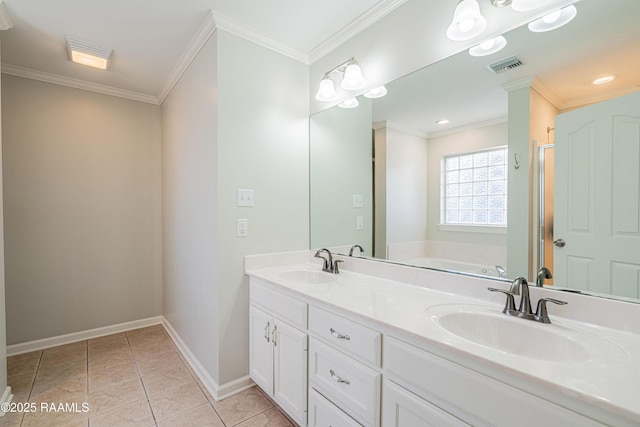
[1, 325, 294, 426]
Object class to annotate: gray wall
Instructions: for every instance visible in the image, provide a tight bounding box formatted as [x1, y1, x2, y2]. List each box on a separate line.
[162, 29, 309, 390]
[2, 75, 163, 344]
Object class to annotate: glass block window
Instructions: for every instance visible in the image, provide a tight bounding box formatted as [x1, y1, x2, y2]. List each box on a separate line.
[441, 147, 508, 226]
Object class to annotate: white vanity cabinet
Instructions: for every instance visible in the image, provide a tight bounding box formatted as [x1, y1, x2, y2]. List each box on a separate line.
[308, 306, 382, 427]
[383, 336, 606, 427]
[249, 280, 308, 426]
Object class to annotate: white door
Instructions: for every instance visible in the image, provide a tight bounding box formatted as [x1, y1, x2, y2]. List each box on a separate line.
[554, 90, 640, 297]
[274, 319, 308, 426]
[249, 306, 273, 394]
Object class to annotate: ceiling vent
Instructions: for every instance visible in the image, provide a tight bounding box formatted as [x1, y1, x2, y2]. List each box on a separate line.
[487, 56, 524, 75]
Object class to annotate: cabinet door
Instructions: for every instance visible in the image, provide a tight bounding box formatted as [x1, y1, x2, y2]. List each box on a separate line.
[274, 319, 308, 426]
[250, 305, 273, 394]
[383, 381, 468, 427]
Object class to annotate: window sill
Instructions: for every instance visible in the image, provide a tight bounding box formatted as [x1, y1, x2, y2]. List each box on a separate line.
[438, 224, 507, 234]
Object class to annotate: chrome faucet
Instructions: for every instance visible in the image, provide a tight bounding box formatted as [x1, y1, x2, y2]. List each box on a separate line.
[489, 276, 567, 324]
[349, 244, 364, 256]
[536, 267, 552, 287]
[314, 248, 342, 274]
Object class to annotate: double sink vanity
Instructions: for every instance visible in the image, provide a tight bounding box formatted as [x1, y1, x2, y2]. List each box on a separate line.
[245, 250, 640, 426]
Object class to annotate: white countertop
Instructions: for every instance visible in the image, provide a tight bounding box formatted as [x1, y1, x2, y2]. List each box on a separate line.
[245, 259, 640, 423]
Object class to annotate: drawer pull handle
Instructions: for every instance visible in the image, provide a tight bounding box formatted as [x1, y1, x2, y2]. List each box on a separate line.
[272, 325, 278, 347]
[329, 369, 350, 385]
[264, 322, 270, 343]
[329, 328, 351, 340]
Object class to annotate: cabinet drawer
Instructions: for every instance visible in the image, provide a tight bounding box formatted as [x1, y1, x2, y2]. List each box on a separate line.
[309, 338, 381, 427]
[250, 279, 307, 329]
[384, 336, 605, 427]
[309, 388, 362, 427]
[309, 306, 381, 367]
[383, 380, 468, 427]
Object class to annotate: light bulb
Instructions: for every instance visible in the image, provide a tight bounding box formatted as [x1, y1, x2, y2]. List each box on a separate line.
[542, 9, 562, 24]
[315, 76, 337, 102]
[528, 5, 577, 33]
[341, 63, 366, 90]
[338, 98, 359, 109]
[447, 0, 487, 41]
[364, 86, 388, 99]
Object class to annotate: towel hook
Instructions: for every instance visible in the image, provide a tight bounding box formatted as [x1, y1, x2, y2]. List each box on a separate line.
[514, 153, 520, 169]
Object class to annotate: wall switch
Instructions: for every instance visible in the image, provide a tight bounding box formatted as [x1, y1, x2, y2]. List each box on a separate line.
[237, 219, 248, 237]
[356, 216, 364, 230]
[237, 189, 254, 207]
[353, 194, 364, 208]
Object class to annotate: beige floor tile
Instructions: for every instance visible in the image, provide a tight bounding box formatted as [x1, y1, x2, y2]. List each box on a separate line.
[234, 407, 294, 427]
[88, 332, 128, 347]
[212, 386, 274, 426]
[7, 351, 42, 377]
[148, 380, 207, 422]
[7, 371, 36, 403]
[30, 372, 88, 402]
[36, 358, 87, 380]
[156, 403, 224, 427]
[131, 339, 175, 362]
[88, 360, 138, 392]
[21, 397, 89, 427]
[135, 350, 184, 377]
[40, 342, 87, 368]
[88, 399, 155, 427]
[0, 411, 24, 427]
[88, 347, 134, 371]
[88, 377, 147, 416]
[141, 362, 193, 396]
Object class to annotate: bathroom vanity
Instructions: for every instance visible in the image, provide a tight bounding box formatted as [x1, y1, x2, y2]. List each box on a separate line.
[245, 251, 640, 427]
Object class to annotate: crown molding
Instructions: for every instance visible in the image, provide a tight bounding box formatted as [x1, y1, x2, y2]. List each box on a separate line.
[0, 0, 13, 31]
[212, 11, 309, 64]
[501, 76, 535, 93]
[308, 0, 409, 64]
[157, 10, 217, 103]
[373, 120, 428, 139]
[1, 64, 160, 104]
[427, 116, 508, 139]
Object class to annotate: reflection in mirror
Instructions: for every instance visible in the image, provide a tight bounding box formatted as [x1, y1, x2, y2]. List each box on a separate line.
[309, 0, 640, 302]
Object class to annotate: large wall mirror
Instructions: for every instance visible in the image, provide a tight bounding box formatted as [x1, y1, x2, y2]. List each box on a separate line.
[310, 0, 640, 302]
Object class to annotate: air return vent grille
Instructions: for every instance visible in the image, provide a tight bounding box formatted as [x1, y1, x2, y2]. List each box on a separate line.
[487, 56, 524, 74]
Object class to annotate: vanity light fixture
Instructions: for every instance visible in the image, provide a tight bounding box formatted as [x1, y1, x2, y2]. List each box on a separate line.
[66, 36, 112, 70]
[468, 35, 507, 56]
[527, 5, 577, 33]
[363, 86, 388, 99]
[338, 98, 360, 109]
[315, 57, 369, 102]
[592, 75, 617, 85]
[447, 0, 487, 41]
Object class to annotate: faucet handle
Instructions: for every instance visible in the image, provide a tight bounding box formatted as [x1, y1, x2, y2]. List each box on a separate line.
[488, 287, 516, 314]
[332, 260, 343, 274]
[534, 298, 567, 324]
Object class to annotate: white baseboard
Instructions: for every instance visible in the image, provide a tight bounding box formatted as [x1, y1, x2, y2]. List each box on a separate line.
[6, 316, 164, 356]
[0, 386, 13, 417]
[161, 316, 255, 401]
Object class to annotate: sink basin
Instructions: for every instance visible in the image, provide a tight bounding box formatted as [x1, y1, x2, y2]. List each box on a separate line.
[279, 269, 336, 284]
[425, 305, 627, 364]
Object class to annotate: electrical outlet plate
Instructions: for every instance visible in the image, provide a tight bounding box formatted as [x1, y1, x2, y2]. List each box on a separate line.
[237, 189, 254, 207]
[356, 216, 364, 230]
[353, 194, 364, 208]
[237, 219, 248, 237]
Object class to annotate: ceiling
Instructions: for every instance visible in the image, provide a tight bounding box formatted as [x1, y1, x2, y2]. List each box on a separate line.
[0, 0, 398, 103]
[371, 0, 640, 136]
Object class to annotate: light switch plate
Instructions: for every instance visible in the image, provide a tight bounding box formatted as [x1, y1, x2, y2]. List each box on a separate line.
[237, 189, 254, 207]
[353, 194, 364, 208]
[356, 216, 364, 230]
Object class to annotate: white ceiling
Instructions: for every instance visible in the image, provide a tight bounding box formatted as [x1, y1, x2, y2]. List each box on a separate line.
[0, 0, 398, 103]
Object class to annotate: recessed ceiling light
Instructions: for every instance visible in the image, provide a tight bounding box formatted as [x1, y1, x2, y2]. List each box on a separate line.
[66, 36, 112, 70]
[436, 119, 450, 125]
[592, 75, 617, 85]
